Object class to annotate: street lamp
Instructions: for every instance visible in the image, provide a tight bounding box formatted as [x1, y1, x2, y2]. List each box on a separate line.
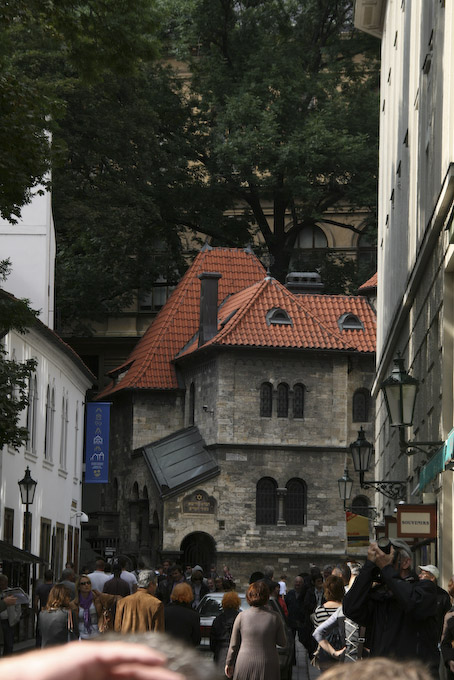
[380, 354, 443, 455]
[340, 428, 407, 502]
[337, 467, 354, 509]
[18, 467, 37, 552]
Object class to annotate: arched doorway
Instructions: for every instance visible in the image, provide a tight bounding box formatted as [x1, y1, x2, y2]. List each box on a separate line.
[180, 532, 216, 574]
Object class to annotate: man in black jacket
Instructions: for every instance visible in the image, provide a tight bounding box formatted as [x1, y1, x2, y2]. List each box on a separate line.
[343, 539, 439, 677]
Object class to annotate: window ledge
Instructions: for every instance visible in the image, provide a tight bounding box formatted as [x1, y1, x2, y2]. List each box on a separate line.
[25, 451, 38, 463]
[42, 459, 54, 471]
[58, 468, 68, 479]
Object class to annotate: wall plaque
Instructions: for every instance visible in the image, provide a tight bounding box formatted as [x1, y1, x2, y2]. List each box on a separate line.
[183, 489, 216, 514]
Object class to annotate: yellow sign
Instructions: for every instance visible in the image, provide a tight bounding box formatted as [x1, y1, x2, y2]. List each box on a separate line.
[347, 512, 370, 547]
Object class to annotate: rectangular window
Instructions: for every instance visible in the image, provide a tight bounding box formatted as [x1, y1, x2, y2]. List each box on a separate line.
[39, 517, 52, 578]
[67, 525, 73, 567]
[4, 508, 14, 544]
[53, 523, 65, 580]
[74, 528, 80, 574]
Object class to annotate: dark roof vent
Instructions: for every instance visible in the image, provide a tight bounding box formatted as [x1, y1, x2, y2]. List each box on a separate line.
[285, 271, 324, 293]
[266, 308, 293, 326]
[338, 313, 364, 331]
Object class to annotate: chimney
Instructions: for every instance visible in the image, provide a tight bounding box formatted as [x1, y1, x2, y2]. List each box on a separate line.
[198, 272, 222, 347]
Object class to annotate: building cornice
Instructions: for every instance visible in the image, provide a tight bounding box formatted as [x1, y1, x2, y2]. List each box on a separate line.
[354, 0, 386, 39]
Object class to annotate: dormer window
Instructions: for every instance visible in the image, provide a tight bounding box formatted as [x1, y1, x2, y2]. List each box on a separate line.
[338, 313, 364, 331]
[266, 308, 293, 326]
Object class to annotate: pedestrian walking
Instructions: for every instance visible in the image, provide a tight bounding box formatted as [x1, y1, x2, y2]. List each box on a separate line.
[225, 581, 286, 680]
[115, 570, 164, 633]
[164, 582, 200, 646]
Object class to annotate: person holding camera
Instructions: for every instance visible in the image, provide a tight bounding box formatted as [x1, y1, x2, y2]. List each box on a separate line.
[343, 538, 439, 678]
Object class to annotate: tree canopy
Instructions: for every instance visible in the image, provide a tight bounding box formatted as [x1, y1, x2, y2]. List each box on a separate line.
[2, 0, 380, 330]
[0, 0, 160, 221]
[169, 0, 380, 282]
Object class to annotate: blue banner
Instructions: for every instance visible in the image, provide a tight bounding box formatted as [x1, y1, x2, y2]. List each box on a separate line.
[85, 403, 110, 483]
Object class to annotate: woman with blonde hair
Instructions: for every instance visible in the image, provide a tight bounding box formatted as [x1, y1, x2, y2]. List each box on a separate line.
[210, 591, 241, 672]
[164, 582, 201, 646]
[71, 575, 119, 639]
[38, 584, 77, 647]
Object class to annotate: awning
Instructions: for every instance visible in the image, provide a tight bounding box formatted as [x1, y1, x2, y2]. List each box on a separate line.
[140, 426, 220, 498]
[0, 540, 44, 564]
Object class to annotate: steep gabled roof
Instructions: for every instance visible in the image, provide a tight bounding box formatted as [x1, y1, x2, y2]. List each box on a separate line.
[358, 272, 377, 292]
[98, 247, 266, 396]
[177, 277, 375, 357]
[98, 248, 376, 399]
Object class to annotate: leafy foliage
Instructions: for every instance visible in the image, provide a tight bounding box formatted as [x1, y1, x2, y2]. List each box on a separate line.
[165, 0, 380, 281]
[0, 260, 38, 449]
[52, 64, 196, 332]
[0, 0, 160, 221]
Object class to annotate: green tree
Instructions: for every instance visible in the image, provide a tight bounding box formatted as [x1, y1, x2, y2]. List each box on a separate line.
[0, 0, 159, 221]
[53, 64, 195, 332]
[165, 0, 380, 282]
[0, 260, 38, 449]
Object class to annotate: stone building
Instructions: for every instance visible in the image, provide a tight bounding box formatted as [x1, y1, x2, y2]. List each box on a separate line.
[84, 246, 375, 585]
[354, 0, 454, 580]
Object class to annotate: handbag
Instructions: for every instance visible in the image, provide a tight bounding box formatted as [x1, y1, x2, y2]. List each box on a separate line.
[67, 608, 78, 642]
[98, 607, 112, 633]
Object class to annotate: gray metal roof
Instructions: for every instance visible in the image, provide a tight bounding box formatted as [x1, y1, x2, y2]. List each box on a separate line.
[140, 426, 219, 498]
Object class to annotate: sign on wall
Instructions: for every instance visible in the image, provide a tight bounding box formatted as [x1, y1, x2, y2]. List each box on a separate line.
[346, 512, 370, 548]
[85, 403, 110, 483]
[397, 504, 437, 539]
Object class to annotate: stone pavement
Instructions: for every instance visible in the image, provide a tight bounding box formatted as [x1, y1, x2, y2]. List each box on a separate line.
[292, 639, 321, 680]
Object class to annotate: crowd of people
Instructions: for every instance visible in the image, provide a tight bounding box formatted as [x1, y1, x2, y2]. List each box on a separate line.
[2, 545, 454, 680]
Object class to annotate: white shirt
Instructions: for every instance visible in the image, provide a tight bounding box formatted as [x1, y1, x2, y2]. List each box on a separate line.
[87, 571, 113, 592]
[120, 570, 138, 593]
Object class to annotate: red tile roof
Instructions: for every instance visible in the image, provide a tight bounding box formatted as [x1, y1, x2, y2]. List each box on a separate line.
[98, 248, 376, 398]
[358, 272, 377, 291]
[178, 279, 376, 357]
[98, 247, 266, 396]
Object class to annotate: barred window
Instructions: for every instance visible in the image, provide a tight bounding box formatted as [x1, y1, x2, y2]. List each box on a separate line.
[284, 478, 306, 525]
[260, 382, 273, 417]
[256, 478, 277, 524]
[293, 383, 305, 418]
[277, 383, 289, 417]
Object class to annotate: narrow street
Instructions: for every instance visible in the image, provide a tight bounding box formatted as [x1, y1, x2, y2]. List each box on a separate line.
[293, 639, 320, 680]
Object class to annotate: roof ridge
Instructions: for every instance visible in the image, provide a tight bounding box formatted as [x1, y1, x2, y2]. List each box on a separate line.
[212, 278, 269, 342]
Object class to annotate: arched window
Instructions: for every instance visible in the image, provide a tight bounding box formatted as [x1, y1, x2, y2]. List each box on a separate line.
[295, 225, 328, 249]
[293, 383, 305, 418]
[132, 482, 140, 501]
[351, 495, 372, 518]
[44, 386, 55, 461]
[256, 478, 277, 524]
[338, 313, 364, 331]
[260, 382, 273, 417]
[60, 395, 68, 470]
[277, 383, 289, 418]
[353, 389, 370, 422]
[266, 308, 292, 326]
[74, 403, 79, 477]
[284, 478, 307, 525]
[26, 375, 38, 453]
[113, 478, 119, 512]
[357, 230, 376, 278]
[189, 383, 195, 426]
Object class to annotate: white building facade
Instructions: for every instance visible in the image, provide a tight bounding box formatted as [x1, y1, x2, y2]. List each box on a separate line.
[355, 0, 454, 581]
[0, 188, 92, 584]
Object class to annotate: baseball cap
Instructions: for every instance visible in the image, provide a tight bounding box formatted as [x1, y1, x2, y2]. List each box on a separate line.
[419, 564, 439, 579]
